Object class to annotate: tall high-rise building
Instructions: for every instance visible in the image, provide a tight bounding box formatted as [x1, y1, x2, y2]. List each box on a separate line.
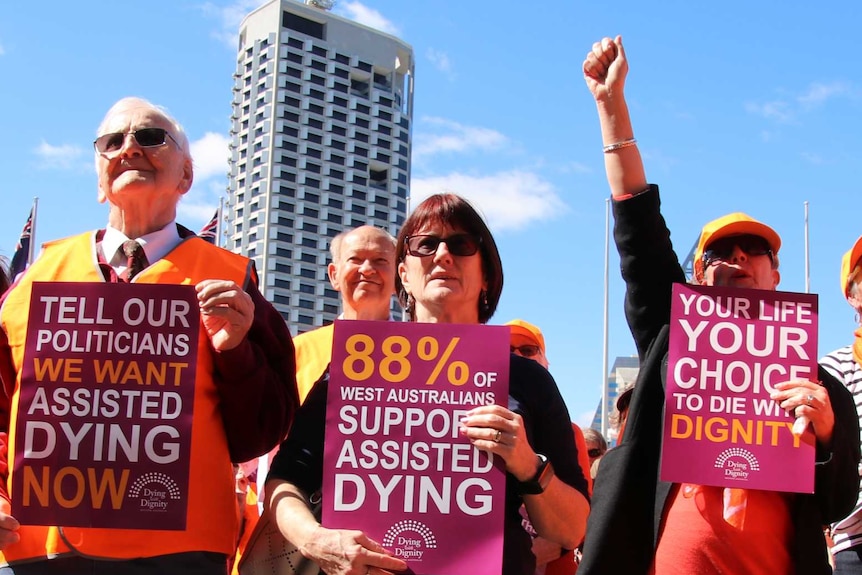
[228, 0, 414, 333]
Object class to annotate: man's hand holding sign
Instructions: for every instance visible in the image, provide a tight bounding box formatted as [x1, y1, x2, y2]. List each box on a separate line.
[196, 279, 254, 352]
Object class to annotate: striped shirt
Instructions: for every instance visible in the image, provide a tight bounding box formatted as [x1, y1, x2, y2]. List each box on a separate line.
[820, 345, 862, 554]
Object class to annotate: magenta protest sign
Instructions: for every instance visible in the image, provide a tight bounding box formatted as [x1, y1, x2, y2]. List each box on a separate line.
[661, 284, 818, 493]
[325, 320, 510, 575]
[12, 282, 199, 529]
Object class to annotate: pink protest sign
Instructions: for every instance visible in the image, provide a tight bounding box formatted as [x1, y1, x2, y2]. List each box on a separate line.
[12, 282, 199, 529]
[661, 284, 818, 493]
[325, 320, 510, 575]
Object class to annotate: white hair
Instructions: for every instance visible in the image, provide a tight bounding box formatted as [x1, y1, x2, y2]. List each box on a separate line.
[96, 97, 191, 161]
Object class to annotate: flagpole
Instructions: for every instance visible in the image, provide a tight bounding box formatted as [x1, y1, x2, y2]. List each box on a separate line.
[601, 198, 610, 439]
[217, 197, 224, 249]
[804, 201, 810, 294]
[28, 197, 39, 265]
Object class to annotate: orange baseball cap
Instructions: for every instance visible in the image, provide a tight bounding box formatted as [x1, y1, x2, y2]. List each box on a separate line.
[693, 212, 781, 281]
[505, 319, 545, 355]
[840, 235, 862, 297]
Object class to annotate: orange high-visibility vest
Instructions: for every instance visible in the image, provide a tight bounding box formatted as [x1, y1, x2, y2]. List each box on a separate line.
[0, 232, 253, 564]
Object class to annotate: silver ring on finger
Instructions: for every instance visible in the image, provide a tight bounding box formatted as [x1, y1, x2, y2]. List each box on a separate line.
[493, 429, 502, 443]
[806, 394, 814, 407]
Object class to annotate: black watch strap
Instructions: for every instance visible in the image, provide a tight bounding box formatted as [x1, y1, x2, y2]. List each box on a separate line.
[516, 454, 554, 495]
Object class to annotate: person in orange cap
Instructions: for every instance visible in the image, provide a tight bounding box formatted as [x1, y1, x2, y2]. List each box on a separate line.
[506, 319, 593, 574]
[578, 35, 860, 575]
[507, 319, 550, 368]
[820, 235, 862, 573]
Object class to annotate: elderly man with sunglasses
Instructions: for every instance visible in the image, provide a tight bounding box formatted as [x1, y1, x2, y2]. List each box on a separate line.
[578, 37, 860, 575]
[0, 97, 299, 574]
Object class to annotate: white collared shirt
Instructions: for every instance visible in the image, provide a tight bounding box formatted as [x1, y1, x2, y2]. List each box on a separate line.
[101, 222, 181, 277]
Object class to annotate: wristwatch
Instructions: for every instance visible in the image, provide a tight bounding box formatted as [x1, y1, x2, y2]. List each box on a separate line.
[516, 454, 554, 495]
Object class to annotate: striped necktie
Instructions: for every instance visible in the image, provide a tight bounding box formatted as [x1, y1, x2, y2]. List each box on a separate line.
[120, 240, 149, 281]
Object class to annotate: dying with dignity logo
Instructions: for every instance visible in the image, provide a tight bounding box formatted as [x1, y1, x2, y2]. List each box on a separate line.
[714, 447, 761, 481]
[382, 520, 438, 562]
[128, 471, 182, 512]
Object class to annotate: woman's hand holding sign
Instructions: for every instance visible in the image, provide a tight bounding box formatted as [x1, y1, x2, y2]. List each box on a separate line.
[459, 405, 538, 481]
[300, 525, 407, 575]
[267, 482, 407, 575]
[771, 379, 835, 446]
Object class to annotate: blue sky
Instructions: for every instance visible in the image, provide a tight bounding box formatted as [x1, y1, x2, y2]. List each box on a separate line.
[2, 1, 862, 429]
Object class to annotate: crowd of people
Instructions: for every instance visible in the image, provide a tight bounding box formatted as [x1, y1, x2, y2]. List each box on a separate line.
[0, 35, 861, 575]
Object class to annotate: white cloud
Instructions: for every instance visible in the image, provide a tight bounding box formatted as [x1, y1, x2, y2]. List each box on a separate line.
[191, 132, 230, 181]
[410, 171, 567, 232]
[560, 161, 592, 175]
[800, 151, 825, 165]
[426, 48, 454, 78]
[746, 80, 852, 124]
[413, 117, 508, 160]
[797, 82, 849, 107]
[336, 2, 400, 36]
[33, 141, 86, 170]
[178, 199, 220, 223]
[178, 181, 224, 231]
[744, 100, 793, 123]
[201, 0, 267, 48]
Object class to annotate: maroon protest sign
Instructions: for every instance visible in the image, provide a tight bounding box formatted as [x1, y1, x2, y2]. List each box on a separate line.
[12, 282, 199, 529]
[661, 284, 818, 493]
[325, 320, 510, 575]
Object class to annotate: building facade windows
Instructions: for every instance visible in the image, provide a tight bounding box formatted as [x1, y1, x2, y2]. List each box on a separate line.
[230, 2, 413, 334]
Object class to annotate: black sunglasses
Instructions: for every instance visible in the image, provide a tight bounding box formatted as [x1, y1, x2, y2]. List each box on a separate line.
[587, 448, 604, 459]
[510, 345, 540, 358]
[94, 128, 180, 155]
[405, 234, 481, 258]
[702, 234, 773, 267]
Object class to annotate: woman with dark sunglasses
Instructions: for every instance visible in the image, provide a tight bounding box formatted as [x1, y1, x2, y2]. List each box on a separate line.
[265, 193, 590, 575]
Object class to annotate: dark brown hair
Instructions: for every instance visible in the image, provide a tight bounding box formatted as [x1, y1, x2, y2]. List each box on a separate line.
[396, 193, 503, 323]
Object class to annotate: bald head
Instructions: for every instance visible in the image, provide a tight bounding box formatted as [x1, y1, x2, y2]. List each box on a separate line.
[328, 226, 397, 320]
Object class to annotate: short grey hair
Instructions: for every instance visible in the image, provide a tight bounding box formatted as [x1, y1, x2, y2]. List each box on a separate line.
[582, 428, 608, 453]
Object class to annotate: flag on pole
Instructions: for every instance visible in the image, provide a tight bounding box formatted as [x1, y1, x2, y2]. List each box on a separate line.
[198, 210, 219, 244]
[10, 208, 34, 278]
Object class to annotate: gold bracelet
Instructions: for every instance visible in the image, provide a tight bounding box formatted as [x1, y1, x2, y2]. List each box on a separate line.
[603, 138, 637, 153]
